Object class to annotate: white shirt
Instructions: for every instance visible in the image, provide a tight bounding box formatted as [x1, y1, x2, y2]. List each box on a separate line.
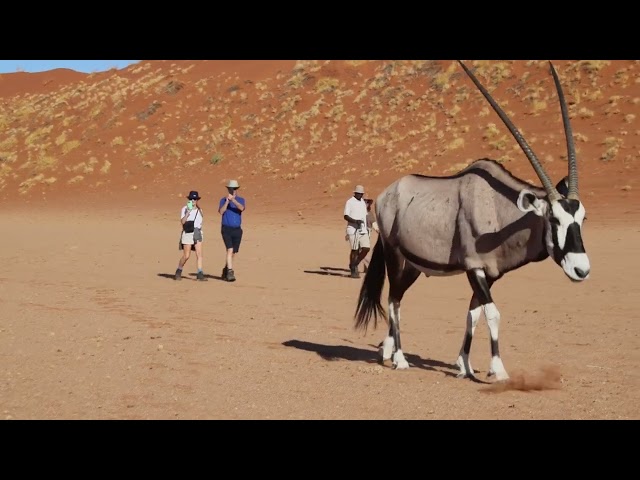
[344, 196, 368, 235]
[181, 205, 203, 229]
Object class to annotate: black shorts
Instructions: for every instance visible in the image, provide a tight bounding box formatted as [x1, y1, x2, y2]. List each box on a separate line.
[221, 225, 243, 253]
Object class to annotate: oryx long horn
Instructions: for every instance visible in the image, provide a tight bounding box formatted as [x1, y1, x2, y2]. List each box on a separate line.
[458, 60, 561, 202]
[548, 61, 578, 200]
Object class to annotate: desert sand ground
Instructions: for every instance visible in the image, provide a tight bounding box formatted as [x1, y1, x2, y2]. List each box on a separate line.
[0, 203, 637, 420]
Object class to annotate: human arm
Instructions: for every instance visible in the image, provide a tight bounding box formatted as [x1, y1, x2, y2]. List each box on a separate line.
[344, 214, 364, 225]
[180, 206, 190, 225]
[229, 195, 245, 212]
[218, 197, 229, 215]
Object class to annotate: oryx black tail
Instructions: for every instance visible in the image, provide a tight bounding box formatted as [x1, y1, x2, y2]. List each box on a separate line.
[354, 237, 386, 332]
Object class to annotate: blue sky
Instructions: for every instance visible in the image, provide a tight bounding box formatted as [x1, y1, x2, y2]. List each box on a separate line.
[0, 60, 141, 74]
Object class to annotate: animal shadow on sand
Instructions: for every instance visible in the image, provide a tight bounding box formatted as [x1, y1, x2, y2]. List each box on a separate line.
[282, 339, 487, 381]
[188, 272, 227, 282]
[303, 266, 352, 278]
[156, 272, 225, 282]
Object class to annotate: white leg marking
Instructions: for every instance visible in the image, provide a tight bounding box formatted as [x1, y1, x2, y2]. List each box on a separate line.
[484, 302, 509, 381]
[388, 301, 409, 370]
[381, 336, 394, 360]
[490, 357, 509, 381]
[456, 306, 482, 378]
[393, 349, 410, 370]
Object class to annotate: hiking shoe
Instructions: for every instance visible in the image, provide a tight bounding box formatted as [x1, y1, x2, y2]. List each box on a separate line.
[222, 266, 228, 278]
[175, 269, 182, 281]
[226, 268, 236, 282]
[197, 271, 207, 281]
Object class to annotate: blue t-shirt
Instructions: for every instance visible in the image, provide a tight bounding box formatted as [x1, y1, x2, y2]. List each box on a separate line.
[219, 196, 245, 227]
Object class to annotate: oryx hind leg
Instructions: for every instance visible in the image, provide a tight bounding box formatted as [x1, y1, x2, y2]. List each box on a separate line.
[383, 250, 421, 370]
[464, 269, 509, 381]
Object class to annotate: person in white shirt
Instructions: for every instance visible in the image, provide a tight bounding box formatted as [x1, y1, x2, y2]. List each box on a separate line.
[343, 184, 370, 278]
[175, 190, 207, 281]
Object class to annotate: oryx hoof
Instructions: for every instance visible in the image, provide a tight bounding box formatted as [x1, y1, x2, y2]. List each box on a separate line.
[487, 370, 510, 382]
[455, 356, 474, 379]
[392, 350, 409, 370]
[393, 361, 410, 370]
[379, 337, 395, 366]
[379, 350, 393, 367]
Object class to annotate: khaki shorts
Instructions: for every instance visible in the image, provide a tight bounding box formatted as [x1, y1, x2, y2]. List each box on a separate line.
[348, 232, 371, 251]
[181, 231, 195, 245]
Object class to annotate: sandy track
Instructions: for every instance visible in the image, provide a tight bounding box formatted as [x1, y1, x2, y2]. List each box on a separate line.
[0, 210, 637, 419]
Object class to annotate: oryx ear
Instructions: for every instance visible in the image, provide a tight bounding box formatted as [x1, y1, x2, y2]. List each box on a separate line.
[517, 189, 547, 217]
[555, 176, 569, 198]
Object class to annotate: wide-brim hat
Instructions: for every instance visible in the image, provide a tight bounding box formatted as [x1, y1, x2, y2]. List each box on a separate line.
[187, 190, 201, 200]
[354, 185, 365, 194]
[226, 180, 240, 189]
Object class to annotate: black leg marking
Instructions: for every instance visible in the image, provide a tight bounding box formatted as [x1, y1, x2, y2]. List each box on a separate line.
[466, 270, 493, 305]
[392, 318, 402, 352]
[490, 338, 500, 357]
[463, 332, 473, 356]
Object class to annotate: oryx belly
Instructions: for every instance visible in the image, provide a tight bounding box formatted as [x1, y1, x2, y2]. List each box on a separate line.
[405, 260, 465, 277]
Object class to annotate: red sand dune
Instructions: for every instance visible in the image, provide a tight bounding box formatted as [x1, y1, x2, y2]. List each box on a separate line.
[0, 68, 87, 99]
[0, 59, 637, 217]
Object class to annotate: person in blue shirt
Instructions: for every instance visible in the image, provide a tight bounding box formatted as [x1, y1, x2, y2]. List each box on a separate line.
[218, 179, 246, 282]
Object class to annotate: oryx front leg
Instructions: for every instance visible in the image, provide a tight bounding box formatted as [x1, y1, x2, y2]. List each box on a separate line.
[456, 299, 482, 378]
[389, 300, 409, 369]
[484, 302, 508, 381]
[466, 269, 508, 381]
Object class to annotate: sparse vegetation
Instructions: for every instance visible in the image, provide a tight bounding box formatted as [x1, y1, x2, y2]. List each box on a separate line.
[0, 59, 634, 201]
[601, 137, 623, 162]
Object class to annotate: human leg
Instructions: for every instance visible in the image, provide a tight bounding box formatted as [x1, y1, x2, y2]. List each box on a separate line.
[194, 239, 207, 281]
[225, 228, 243, 282]
[348, 234, 360, 278]
[176, 232, 194, 280]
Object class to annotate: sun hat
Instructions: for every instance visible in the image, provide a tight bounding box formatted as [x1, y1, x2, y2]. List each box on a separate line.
[226, 180, 240, 189]
[354, 185, 365, 194]
[187, 191, 201, 200]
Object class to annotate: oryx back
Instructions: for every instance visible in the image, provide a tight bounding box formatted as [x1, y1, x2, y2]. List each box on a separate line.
[375, 159, 549, 279]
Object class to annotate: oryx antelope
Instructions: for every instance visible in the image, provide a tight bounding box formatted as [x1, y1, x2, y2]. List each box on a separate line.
[354, 60, 591, 381]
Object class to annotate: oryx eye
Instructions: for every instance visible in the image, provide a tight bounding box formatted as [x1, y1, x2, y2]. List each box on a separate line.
[549, 217, 560, 225]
